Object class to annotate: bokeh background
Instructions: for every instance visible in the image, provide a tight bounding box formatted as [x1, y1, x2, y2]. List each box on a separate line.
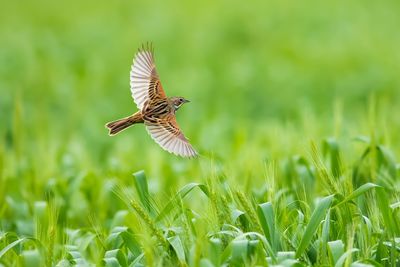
[1, 0, 400, 259]
[2, 1, 400, 157]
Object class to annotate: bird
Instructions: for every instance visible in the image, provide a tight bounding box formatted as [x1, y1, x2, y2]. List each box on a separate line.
[105, 43, 198, 158]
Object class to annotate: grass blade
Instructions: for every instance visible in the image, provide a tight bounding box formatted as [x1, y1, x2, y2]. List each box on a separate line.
[156, 183, 209, 222]
[335, 183, 380, 207]
[0, 237, 42, 259]
[257, 202, 276, 251]
[168, 236, 186, 263]
[133, 171, 151, 212]
[323, 137, 342, 178]
[334, 248, 358, 267]
[328, 240, 344, 265]
[295, 195, 335, 258]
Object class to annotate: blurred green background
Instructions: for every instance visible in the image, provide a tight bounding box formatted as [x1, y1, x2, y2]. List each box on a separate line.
[1, 0, 400, 227]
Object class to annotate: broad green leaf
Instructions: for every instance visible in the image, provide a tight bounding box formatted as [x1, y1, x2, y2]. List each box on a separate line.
[168, 236, 186, 262]
[230, 239, 248, 264]
[133, 171, 151, 212]
[209, 238, 223, 266]
[76, 232, 96, 253]
[335, 248, 358, 267]
[130, 253, 145, 267]
[319, 209, 330, 263]
[323, 137, 342, 178]
[64, 245, 89, 265]
[121, 231, 142, 257]
[295, 195, 334, 258]
[335, 183, 380, 207]
[257, 202, 275, 250]
[248, 240, 260, 256]
[106, 227, 141, 256]
[0, 237, 42, 259]
[104, 249, 127, 267]
[328, 240, 344, 265]
[233, 232, 276, 262]
[231, 209, 245, 223]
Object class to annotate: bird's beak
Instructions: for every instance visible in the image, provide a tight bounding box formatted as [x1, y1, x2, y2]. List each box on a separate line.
[184, 99, 190, 103]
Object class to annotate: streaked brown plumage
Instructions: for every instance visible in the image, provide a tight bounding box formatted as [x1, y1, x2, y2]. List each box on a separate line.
[105, 44, 197, 158]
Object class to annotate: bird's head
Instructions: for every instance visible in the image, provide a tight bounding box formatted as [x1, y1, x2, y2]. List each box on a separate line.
[170, 96, 190, 111]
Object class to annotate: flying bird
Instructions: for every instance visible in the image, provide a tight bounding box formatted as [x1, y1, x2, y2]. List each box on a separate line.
[106, 44, 197, 158]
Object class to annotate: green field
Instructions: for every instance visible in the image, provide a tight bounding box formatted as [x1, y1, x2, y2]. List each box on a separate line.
[1, 0, 400, 266]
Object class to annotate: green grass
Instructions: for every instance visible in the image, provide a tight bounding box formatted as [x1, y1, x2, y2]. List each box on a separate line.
[1, 0, 400, 266]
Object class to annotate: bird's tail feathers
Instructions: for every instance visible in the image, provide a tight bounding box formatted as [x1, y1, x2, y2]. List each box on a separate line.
[106, 113, 143, 136]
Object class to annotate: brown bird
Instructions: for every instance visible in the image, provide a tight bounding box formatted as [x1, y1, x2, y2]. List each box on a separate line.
[106, 44, 197, 158]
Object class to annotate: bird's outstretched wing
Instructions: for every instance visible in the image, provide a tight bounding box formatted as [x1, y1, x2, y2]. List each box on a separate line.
[145, 115, 197, 158]
[130, 43, 167, 110]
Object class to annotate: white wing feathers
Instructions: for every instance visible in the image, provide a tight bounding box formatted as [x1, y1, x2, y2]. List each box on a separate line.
[130, 48, 156, 110]
[146, 123, 197, 158]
